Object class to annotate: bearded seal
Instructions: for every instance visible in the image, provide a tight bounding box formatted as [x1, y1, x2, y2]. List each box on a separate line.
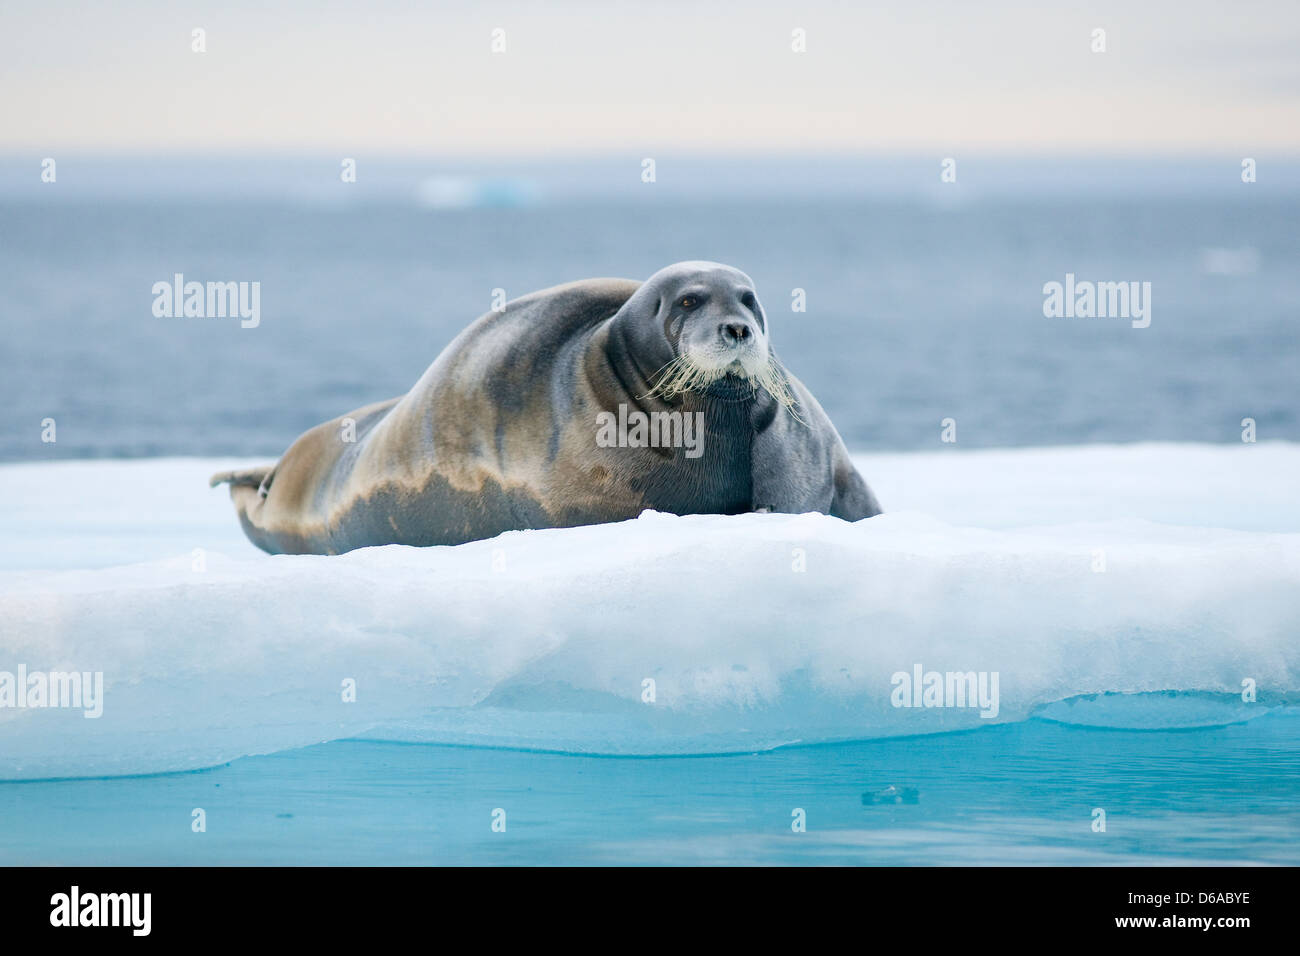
[211, 261, 881, 554]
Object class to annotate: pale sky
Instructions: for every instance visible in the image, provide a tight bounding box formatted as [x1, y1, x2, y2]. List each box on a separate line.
[2, 0, 1298, 154]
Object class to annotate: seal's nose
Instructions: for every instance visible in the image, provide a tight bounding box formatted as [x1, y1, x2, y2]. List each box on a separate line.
[719, 321, 751, 344]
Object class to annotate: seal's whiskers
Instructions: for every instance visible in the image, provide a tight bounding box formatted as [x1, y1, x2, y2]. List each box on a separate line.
[643, 354, 804, 423]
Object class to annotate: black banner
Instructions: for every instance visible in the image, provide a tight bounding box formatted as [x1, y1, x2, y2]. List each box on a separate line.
[0, 866, 1275, 942]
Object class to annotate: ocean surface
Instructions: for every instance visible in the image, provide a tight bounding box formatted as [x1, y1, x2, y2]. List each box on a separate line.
[1, 158, 1298, 865]
[2, 163, 1298, 460]
[6, 716, 1299, 866]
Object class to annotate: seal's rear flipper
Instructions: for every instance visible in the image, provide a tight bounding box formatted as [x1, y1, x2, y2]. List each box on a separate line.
[209, 465, 275, 497]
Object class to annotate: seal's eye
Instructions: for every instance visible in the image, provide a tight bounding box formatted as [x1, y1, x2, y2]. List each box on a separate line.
[679, 296, 697, 310]
[741, 292, 757, 310]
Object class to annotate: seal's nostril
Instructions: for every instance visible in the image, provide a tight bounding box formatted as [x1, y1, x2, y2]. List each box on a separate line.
[720, 322, 750, 343]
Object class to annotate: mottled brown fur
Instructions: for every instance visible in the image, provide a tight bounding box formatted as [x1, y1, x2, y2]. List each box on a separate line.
[212, 265, 880, 555]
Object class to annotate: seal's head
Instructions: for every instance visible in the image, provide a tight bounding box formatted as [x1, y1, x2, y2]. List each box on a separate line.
[621, 261, 794, 410]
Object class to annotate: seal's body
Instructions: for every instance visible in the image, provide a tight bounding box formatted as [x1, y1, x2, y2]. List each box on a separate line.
[212, 262, 880, 554]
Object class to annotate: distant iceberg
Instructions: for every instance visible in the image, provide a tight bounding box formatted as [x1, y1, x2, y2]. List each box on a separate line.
[1, 443, 1297, 779]
[414, 175, 541, 208]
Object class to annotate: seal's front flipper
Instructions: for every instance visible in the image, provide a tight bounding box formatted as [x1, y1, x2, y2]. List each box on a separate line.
[749, 367, 881, 520]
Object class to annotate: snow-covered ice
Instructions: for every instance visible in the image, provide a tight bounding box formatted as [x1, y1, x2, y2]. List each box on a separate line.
[1, 442, 1297, 779]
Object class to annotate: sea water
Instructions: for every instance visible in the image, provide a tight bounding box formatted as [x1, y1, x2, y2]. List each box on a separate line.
[5, 717, 1300, 866]
[3, 168, 1298, 461]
